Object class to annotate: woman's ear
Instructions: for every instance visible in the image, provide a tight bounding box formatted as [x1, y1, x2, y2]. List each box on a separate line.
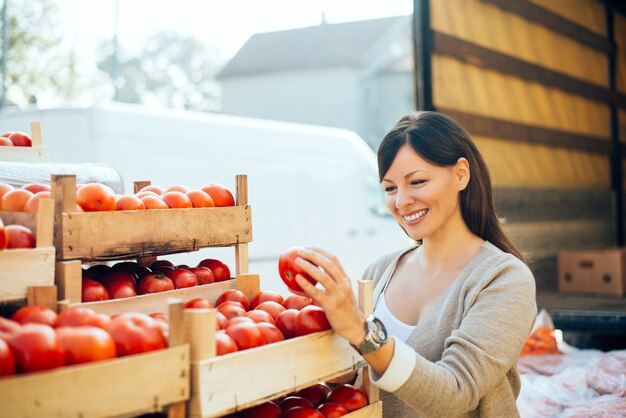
[456, 158, 470, 190]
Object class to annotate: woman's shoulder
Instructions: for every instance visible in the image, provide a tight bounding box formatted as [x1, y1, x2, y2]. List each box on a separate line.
[360, 245, 417, 282]
[472, 241, 535, 288]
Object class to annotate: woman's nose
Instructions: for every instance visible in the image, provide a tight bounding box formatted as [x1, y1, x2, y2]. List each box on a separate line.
[395, 187, 413, 209]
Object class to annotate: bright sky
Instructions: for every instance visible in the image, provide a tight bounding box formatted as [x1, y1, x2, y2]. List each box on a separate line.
[58, 0, 414, 63]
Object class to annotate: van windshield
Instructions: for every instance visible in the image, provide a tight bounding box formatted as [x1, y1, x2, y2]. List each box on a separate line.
[365, 173, 390, 217]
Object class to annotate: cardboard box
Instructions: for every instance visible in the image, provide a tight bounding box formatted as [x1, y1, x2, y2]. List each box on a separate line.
[558, 249, 626, 296]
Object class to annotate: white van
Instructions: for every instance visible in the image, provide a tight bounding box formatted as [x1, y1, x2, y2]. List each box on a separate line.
[0, 103, 408, 293]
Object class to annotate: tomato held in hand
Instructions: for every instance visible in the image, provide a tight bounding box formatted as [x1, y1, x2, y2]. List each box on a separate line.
[56, 326, 116, 365]
[294, 305, 331, 337]
[325, 384, 368, 412]
[278, 247, 317, 294]
[82, 279, 109, 302]
[138, 273, 175, 294]
[250, 290, 284, 309]
[8, 324, 65, 373]
[0, 338, 16, 376]
[225, 322, 264, 351]
[12, 306, 58, 327]
[106, 313, 166, 356]
[274, 309, 299, 339]
[215, 289, 250, 311]
[200, 184, 234, 207]
[197, 259, 231, 282]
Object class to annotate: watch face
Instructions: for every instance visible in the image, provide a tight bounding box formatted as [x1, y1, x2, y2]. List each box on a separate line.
[370, 317, 388, 343]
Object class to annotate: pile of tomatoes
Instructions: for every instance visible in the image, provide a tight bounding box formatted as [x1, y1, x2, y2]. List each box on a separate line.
[0, 305, 167, 377]
[0, 218, 35, 250]
[81, 258, 231, 302]
[236, 382, 369, 418]
[0, 131, 32, 147]
[181, 289, 331, 355]
[0, 181, 234, 213]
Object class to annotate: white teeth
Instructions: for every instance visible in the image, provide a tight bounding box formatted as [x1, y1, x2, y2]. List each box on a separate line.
[403, 209, 428, 222]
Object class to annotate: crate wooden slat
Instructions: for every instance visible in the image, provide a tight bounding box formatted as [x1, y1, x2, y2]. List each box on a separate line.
[0, 199, 55, 301]
[0, 121, 48, 162]
[0, 345, 189, 418]
[188, 331, 363, 418]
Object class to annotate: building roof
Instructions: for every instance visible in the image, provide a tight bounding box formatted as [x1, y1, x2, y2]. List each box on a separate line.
[218, 16, 410, 78]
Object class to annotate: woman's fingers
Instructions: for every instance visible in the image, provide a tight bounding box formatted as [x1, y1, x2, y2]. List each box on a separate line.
[306, 246, 348, 277]
[297, 248, 345, 285]
[295, 274, 325, 301]
[295, 257, 337, 293]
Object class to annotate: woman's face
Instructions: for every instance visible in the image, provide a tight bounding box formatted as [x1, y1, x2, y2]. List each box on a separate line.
[381, 144, 468, 241]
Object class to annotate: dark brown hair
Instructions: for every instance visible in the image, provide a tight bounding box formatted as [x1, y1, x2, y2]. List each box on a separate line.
[377, 111, 526, 262]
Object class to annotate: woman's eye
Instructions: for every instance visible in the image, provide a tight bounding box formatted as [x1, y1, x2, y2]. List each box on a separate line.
[411, 180, 426, 186]
[384, 186, 396, 193]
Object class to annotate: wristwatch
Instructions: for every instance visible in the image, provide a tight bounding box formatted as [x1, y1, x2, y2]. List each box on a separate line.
[351, 315, 388, 355]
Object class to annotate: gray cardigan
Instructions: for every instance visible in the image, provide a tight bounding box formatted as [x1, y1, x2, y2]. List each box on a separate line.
[362, 241, 537, 417]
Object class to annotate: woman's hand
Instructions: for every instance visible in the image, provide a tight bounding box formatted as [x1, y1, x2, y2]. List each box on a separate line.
[294, 247, 367, 346]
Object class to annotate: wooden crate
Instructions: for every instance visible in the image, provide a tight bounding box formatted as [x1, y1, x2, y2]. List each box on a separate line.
[0, 301, 190, 418]
[344, 401, 383, 417]
[51, 174, 252, 261]
[0, 199, 55, 301]
[186, 277, 376, 418]
[0, 121, 48, 162]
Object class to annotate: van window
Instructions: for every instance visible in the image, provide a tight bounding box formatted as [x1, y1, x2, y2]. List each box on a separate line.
[365, 173, 390, 217]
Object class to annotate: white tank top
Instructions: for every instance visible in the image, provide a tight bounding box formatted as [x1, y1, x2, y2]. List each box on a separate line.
[374, 294, 416, 342]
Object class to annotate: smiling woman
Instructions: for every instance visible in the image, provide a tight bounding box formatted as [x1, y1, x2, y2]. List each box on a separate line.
[292, 111, 537, 418]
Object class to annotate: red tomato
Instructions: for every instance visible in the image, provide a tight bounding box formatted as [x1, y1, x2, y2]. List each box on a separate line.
[82, 278, 109, 302]
[8, 324, 65, 373]
[325, 385, 368, 412]
[100, 271, 137, 288]
[8, 132, 32, 147]
[138, 273, 174, 294]
[6, 225, 36, 248]
[21, 183, 50, 194]
[150, 259, 175, 271]
[115, 195, 145, 210]
[161, 191, 193, 209]
[189, 267, 214, 285]
[294, 305, 331, 337]
[184, 298, 213, 309]
[138, 185, 164, 195]
[55, 306, 111, 329]
[256, 322, 284, 345]
[76, 183, 116, 212]
[0, 136, 12, 146]
[11, 306, 57, 327]
[281, 396, 314, 412]
[215, 289, 250, 311]
[216, 312, 227, 329]
[0, 317, 21, 340]
[296, 383, 331, 407]
[164, 185, 190, 194]
[275, 309, 299, 339]
[167, 268, 198, 289]
[250, 290, 284, 309]
[317, 402, 348, 418]
[279, 247, 317, 294]
[197, 259, 231, 282]
[23, 191, 52, 213]
[200, 184, 234, 207]
[217, 300, 245, 310]
[185, 190, 215, 208]
[106, 313, 166, 356]
[255, 301, 286, 321]
[106, 282, 137, 299]
[218, 305, 247, 320]
[0, 338, 16, 376]
[225, 322, 264, 351]
[246, 310, 275, 324]
[282, 407, 325, 418]
[1, 188, 33, 212]
[0, 218, 8, 250]
[140, 195, 168, 209]
[225, 316, 254, 329]
[56, 326, 116, 365]
[239, 401, 281, 418]
[215, 330, 238, 356]
[149, 313, 169, 339]
[282, 295, 313, 311]
[0, 131, 14, 138]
